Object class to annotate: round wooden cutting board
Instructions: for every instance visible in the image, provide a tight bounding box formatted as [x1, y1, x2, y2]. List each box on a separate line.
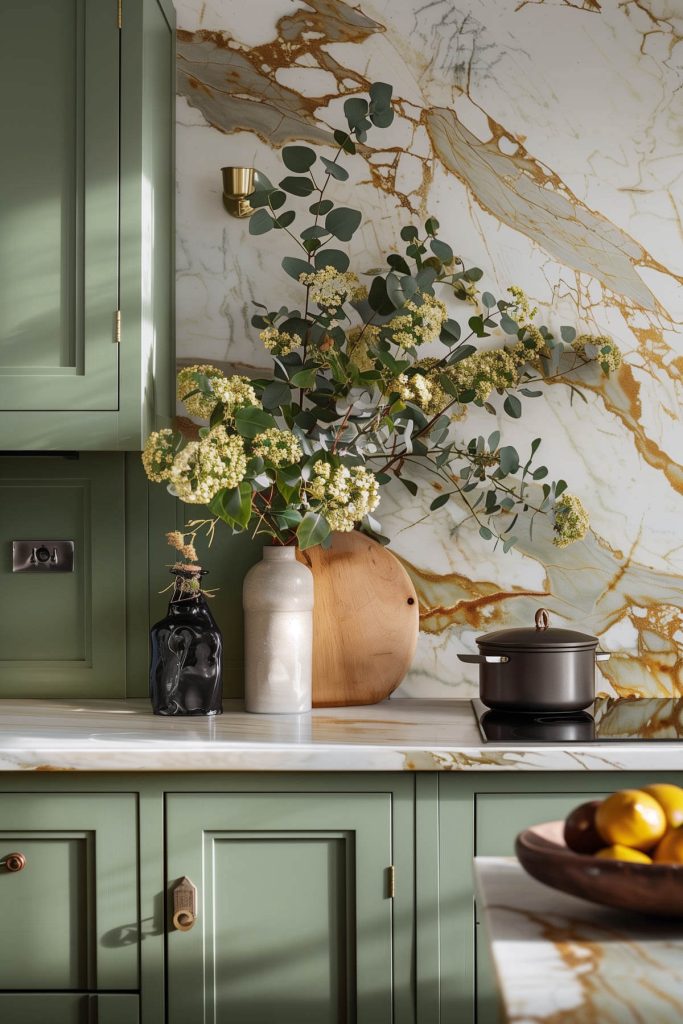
[297, 531, 420, 707]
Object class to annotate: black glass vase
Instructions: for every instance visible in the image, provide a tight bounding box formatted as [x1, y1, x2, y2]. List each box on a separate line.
[149, 566, 223, 716]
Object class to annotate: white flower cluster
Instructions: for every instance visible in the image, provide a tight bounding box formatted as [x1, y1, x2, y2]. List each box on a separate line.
[251, 428, 303, 468]
[259, 326, 298, 357]
[299, 266, 367, 311]
[169, 427, 247, 505]
[141, 428, 177, 482]
[176, 365, 258, 421]
[572, 334, 622, 373]
[346, 324, 380, 372]
[553, 493, 590, 548]
[307, 462, 380, 532]
[507, 285, 537, 326]
[387, 293, 447, 347]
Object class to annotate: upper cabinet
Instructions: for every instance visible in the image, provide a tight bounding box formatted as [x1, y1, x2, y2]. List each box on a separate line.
[0, 0, 175, 451]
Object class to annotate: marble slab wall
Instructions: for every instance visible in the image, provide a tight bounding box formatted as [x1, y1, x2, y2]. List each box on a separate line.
[175, 0, 683, 698]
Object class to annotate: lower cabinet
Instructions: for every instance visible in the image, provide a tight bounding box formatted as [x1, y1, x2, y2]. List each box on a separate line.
[0, 793, 138, 992]
[4, 770, 683, 1024]
[0, 993, 139, 1024]
[166, 791, 398, 1024]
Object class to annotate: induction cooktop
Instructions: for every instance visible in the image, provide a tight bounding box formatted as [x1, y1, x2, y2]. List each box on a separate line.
[472, 697, 683, 744]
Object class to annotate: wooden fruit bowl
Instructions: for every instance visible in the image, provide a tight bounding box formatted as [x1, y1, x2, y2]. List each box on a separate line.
[516, 820, 683, 918]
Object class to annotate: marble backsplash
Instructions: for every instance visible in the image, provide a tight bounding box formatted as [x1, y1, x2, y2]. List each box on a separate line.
[175, 0, 683, 698]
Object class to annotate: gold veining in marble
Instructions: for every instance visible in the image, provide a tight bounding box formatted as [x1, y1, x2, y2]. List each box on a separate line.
[174, 0, 683, 700]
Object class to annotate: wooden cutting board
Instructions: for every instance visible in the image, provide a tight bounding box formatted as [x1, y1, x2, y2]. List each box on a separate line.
[297, 531, 420, 707]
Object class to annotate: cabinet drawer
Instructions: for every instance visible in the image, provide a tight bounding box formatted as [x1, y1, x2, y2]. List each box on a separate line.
[0, 993, 139, 1024]
[166, 791, 395, 1024]
[476, 791, 607, 855]
[0, 793, 138, 991]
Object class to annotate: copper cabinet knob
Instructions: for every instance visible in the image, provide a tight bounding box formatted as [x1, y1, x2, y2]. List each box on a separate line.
[4, 852, 26, 872]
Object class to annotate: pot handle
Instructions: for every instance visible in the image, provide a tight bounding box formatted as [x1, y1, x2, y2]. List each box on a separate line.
[595, 650, 611, 662]
[457, 654, 509, 665]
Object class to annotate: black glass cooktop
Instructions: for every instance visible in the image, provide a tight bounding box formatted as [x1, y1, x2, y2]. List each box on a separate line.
[472, 697, 683, 744]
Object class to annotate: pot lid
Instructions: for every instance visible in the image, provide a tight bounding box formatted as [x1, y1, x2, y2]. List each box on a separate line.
[476, 608, 598, 650]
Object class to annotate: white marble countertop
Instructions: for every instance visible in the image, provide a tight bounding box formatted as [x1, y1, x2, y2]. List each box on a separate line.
[0, 698, 682, 771]
[474, 857, 683, 1023]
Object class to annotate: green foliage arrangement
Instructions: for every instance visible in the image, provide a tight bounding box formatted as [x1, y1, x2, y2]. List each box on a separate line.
[143, 83, 621, 551]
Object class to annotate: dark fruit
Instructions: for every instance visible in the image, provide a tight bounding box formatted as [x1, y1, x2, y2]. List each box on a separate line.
[563, 800, 603, 854]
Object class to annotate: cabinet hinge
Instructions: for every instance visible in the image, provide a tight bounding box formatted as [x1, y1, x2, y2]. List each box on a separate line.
[114, 309, 121, 344]
[117, 0, 122, 29]
[388, 865, 395, 899]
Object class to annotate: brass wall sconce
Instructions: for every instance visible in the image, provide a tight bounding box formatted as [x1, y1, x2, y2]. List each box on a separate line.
[221, 166, 256, 218]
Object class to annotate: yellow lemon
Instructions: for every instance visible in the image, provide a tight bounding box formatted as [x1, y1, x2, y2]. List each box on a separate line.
[595, 789, 666, 851]
[595, 845, 652, 864]
[653, 827, 683, 864]
[642, 784, 683, 830]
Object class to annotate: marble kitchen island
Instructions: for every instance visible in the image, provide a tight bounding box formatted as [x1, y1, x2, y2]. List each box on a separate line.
[475, 857, 683, 1023]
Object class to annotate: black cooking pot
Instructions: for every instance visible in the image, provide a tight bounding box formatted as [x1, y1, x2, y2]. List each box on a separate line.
[458, 608, 610, 712]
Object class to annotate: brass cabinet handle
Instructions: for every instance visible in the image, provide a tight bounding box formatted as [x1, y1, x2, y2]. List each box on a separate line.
[3, 852, 26, 873]
[172, 876, 197, 931]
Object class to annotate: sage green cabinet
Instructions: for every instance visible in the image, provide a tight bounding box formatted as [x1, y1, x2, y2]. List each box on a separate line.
[0, 994, 139, 1024]
[0, 455, 127, 697]
[0, 793, 138, 991]
[165, 791, 399, 1024]
[0, 0, 174, 450]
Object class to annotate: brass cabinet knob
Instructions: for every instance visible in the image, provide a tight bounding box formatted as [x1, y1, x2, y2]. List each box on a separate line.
[4, 852, 26, 872]
[172, 876, 197, 931]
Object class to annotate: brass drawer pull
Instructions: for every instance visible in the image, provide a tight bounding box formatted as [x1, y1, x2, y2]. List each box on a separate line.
[172, 876, 197, 931]
[3, 852, 26, 873]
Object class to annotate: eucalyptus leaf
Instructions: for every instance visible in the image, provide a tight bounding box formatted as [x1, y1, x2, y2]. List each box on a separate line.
[430, 492, 450, 511]
[503, 394, 522, 419]
[320, 156, 349, 181]
[282, 145, 316, 173]
[282, 256, 312, 282]
[314, 248, 350, 272]
[560, 325, 577, 343]
[369, 82, 393, 110]
[248, 209, 273, 235]
[309, 199, 334, 215]
[279, 176, 315, 197]
[325, 206, 362, 242]
[498, 446, 519, 475]
[430, 238, 453, 263]
[273, 210, 295, 229]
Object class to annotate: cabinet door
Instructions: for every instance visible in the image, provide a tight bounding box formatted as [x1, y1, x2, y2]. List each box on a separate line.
[166, 792, 394, 1024]
[0, 0, 119, 412]
[0, 993, 139, 1024]
[0, 793, 138, 991]
[475, 791, 605, 1024]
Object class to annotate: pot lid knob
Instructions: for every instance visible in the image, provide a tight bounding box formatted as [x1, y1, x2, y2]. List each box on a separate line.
[535, 607, 550, 631]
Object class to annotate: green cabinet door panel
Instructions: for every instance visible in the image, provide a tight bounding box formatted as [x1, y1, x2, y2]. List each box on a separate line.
[0, 994, 139, 1024]
[0, 0, 119, 412]
[0, 793, 138, 991]
[165, 791, 395, 1024]
[0, 0, 175, 450]
[0, 991, 139, 1024]
[0, 455, 126, 697]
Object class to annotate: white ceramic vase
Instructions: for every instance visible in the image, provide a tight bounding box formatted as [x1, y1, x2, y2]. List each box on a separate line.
[242, 545, 314, 714]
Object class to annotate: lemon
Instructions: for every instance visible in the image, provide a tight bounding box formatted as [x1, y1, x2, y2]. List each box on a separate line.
[642, 784, 683, 830]
[595, 845, 652, 864]
[653, 827, 683, 864]
[595, 789, 666, 851]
